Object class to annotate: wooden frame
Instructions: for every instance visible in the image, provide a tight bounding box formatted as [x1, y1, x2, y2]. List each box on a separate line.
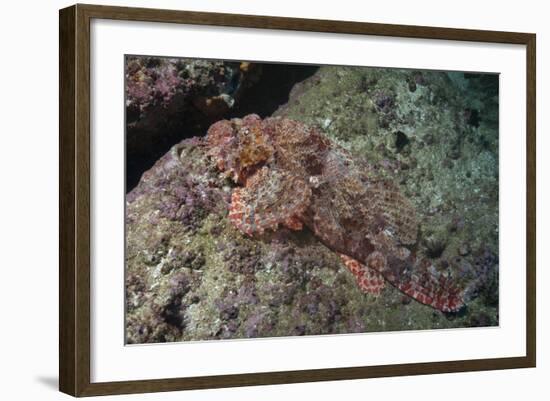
[59, 3, 536, 397]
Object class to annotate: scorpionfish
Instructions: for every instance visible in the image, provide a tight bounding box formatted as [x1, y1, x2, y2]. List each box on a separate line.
[206, 114, 466, 312]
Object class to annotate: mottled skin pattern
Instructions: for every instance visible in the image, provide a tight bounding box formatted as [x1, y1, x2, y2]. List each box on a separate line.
[206, 114, 465, 312]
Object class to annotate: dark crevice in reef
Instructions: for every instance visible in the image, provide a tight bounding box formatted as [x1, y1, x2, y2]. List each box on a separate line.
[125, 63, 319, 193]
[227, 63, 319, 119]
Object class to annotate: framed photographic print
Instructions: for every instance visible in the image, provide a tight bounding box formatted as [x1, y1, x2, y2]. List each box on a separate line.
[59, 3, 536, 397]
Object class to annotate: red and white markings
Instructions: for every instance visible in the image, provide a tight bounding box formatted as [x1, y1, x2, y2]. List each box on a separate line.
[339, 254, 385, 296]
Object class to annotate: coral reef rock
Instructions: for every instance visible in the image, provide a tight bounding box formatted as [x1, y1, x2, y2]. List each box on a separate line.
[125, 57, 260, 190]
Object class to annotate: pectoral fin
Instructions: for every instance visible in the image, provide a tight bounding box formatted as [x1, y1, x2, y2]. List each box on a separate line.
[228, 167, 311, 236]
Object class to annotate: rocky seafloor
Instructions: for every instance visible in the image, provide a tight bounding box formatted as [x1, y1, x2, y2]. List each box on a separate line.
[125, 61, 499, 344]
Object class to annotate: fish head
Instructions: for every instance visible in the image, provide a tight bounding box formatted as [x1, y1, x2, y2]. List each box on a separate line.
[206, 114, 274, 184]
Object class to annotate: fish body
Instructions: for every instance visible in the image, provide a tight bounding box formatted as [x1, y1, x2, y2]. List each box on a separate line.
[206, 114, 464, 312]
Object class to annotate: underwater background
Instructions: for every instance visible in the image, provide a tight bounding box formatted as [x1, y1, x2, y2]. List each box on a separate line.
[125, 56, 499, 343]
